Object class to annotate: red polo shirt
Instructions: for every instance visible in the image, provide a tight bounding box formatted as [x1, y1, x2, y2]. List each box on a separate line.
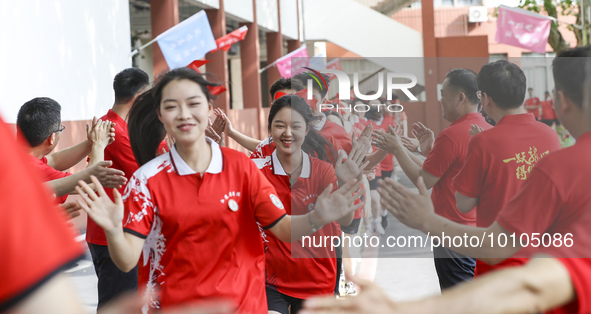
[525, 97, 541, 119]
[258, 151, 341, 299]
[27, 155, 71, 204]
[497, 132, 591, 258]
[0, 119, 83, 311]
[540, 100, 557, 120]
[494, 132, 591, 313]
[123, 140, 286, 313]
[453, 113, 561, 275]
[422, 113, 492, 226]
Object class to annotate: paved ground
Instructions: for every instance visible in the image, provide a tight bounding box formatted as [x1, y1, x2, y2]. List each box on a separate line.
[67, 166, 440, 313]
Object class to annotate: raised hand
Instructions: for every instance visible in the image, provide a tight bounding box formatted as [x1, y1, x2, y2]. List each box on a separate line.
[205, 119, 223, 144]
[377, 176, 434, 231]
[313, 179, 364, 226]
[469, 124, 484, 137]
[76, 176, 124, 234]
[358, 123, 373, 142]
[214, 108, 235, 136]
[412, 122, 435, 155]
[401, 136, 420, 152]
[372, 128, 403, 155]
[89, 119, 115, 148]
[60, 202, 82, 219]
[87, 160, 127, 189]
[335, 135, 371, 184]
[86, 116, 98, 142]
[211, 111, 227, 136]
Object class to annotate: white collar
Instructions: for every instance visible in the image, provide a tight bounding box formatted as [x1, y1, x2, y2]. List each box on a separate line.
[313, 112, 327, 131]
[170, 137, 223, 175]
[271, 150, 310, 178]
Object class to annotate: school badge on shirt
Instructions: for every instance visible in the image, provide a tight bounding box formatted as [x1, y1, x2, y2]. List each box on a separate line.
[270, 194, 284, 209]
[228, 199, 239, 212]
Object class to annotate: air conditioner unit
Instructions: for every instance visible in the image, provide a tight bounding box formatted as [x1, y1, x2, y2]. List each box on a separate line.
[468, 6, 488, 23]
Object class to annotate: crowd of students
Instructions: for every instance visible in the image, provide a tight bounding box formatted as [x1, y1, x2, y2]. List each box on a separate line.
[1, 45, 590, 314]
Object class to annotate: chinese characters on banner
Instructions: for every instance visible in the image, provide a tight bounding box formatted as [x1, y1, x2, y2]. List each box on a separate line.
[495, 5, 552, 54]
[157, 11, 217, 69]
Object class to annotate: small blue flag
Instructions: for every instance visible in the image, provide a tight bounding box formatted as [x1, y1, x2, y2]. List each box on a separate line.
[157, 11, 217, 69]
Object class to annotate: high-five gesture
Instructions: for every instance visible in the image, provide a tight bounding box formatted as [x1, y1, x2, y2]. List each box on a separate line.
[335, 132, 371, 184]
[312, 179, 365, 227]
[76, 175, 124, 235]
[411, 122, 435, 156]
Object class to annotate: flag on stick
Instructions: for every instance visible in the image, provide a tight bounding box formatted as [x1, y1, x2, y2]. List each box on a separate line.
[495, 5, 552, 54]
[157, 11, 217, 69]
[186, 59, 227, 96]
[210, 26, 248, 53]
[276, 46, 309, 78]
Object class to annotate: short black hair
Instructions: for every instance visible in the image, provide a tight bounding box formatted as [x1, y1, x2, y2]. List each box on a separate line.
[552, 46, 591, 109]
[269, 78, 304, 99]
[17, 97, 61, 147]
[113, 68, 150, 104]
[477, 60, 526, 109]
[445, 68, 479, 105]
[293, 72, 331, 99]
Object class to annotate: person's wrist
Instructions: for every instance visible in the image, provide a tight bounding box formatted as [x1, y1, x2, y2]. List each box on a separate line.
[309, 209, 325, 230]
[104, 223, 124, 237]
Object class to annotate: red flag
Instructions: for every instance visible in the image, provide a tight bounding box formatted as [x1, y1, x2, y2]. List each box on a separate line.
[325, 58, 342, 80]
[210, 26, 248, 53]
[296, 89, 318, 111]
[185, 59, 226, 96]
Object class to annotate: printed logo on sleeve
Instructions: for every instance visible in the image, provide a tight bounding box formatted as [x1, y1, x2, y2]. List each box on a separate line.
[270, 194, 284, 209]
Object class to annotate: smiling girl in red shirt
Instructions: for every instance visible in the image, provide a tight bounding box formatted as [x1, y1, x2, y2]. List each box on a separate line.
[256, 95, 368, 314]
[75, 68, 363, 314]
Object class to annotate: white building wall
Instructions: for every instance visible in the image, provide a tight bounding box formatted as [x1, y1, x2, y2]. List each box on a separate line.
[0, 0, 132, 123]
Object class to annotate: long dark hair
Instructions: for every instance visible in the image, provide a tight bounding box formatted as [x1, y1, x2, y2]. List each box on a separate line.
[128, 68, 219, 166]
[268, 95, 336, 164]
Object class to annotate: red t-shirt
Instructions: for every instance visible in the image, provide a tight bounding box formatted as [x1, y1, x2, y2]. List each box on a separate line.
[258, 151, 340, 299]
[0, 119, 84, 311]
[27, 155, 71, 204]
[453, 113, 561, 275]
[251, 137, 275, 159]
[524, 97, 541, 119]
[422, 113, 492, 226]
[497, 132, 591, 259]
[123, 141, 286, 313]
[549, 258, 591, 313]
[317, 119, 353, 163]
[540, 100, 557, 120]
[494, 132, 591, 313]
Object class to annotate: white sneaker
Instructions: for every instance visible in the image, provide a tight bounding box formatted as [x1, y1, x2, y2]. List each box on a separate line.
[373, 218, 385, 235]
[345, 282, 357, 295]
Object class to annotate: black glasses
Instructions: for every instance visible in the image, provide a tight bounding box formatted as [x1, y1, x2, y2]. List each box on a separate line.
[53, 124, 66, 134]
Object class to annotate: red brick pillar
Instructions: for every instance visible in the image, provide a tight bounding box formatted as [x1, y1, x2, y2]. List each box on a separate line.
[240, 0, 263, 138]
[265, 0, 283, 105]
[206, 3, 230, 114]
[421, 0, 441, 134]
[151, 0, 179, 77]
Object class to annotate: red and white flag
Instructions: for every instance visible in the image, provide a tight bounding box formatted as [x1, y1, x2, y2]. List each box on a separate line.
[276, 46, 309, 78]
[325, 58, 343, 80]
[495, 5, 552, 54]
[210, 26, 248, 53]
